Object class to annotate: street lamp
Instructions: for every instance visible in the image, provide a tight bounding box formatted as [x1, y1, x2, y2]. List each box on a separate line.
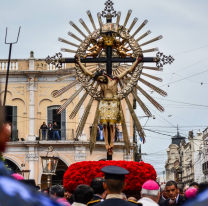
[40, 146, 59, 194]
[16, 169, 31, 179]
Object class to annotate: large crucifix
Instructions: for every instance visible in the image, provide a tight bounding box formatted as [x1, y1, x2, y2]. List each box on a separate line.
[46, 0, 174, 160]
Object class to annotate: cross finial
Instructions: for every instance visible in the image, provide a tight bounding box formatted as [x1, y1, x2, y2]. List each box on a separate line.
[101, 0, 117, 21]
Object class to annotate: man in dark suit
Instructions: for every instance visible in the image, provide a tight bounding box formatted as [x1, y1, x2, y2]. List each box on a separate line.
[90, 177, 107, 202]
[160, 181, 185, 206]
[158, 184, 168, 205]
[94, 166, 142, 206]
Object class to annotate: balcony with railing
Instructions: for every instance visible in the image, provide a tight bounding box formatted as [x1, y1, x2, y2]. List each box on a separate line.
[0, 59, 74, 71]
[39, 129, 74, 141]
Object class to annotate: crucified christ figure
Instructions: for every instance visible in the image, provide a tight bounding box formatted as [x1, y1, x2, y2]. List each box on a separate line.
[75, 55, 142, 155]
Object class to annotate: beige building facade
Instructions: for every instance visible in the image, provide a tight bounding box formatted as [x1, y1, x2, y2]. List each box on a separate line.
[165, 130, 204, 186]
[0, 52, 135, 188]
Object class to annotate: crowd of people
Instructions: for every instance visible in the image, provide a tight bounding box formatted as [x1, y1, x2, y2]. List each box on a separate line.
[2, 163, 208, 206]
[1, 104, 208, 206]
[40, 122, 60, 140]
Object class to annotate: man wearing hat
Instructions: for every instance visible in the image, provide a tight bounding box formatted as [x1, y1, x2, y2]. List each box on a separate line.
[137, 180, 160, 206]
[95, 166, 142, 206]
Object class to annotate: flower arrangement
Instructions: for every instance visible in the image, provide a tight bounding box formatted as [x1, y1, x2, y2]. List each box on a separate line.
[63, 161, 156, 192]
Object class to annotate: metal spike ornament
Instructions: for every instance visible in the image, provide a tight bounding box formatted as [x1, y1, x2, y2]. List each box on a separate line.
[45, 0, 175, 159]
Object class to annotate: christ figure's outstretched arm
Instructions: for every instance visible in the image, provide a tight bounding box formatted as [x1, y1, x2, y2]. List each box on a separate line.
[75, 55, 93, 77]
[117, 55, 143, 79]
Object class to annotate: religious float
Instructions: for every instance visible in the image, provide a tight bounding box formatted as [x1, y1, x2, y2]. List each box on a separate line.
[63, 160, 156, 197]
[46, 0, 174, 160]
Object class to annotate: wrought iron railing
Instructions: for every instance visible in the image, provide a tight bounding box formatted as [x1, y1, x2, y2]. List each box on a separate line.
[39, 129, 74, 141]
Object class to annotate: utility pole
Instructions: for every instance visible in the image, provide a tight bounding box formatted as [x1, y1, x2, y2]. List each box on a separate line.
[4, 27, 21, 107]
[163, 171, 165, 183]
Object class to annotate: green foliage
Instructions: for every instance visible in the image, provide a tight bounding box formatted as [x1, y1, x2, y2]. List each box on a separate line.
[0, 153, 5, 162]
[0, 153, 11, 171]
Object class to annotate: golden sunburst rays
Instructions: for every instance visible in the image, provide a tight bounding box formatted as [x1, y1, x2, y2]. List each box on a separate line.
[69, 21, 87, 38]
[139, 78, 167, 97]
[56, 78, 95, 115]
[56, 86, 83, 114]
[128, 17, 138, 32]
[122, 78, 152, 117]
[69, 92, 88, 119]
[79, 18, 91, 34]
[123, 10, 132, 28]
[136, 84, 165, 112]
[140, 35, 163, 47]
[61, 48, 77, 53]
[58, 38, 79, 47]
[116, 11, 121, 24]
[141, 72, 162, 82]
[75, 83, 99, 140]
[86, 10, 96, 30]
[97, 13, 103, 27]
[109, 11, 166, 117]
[67, 32, 82, 42]
[119, 81, 146, 142]
[143, 66, 163, 71]
[55, 63, 97, 82]
[136, 30, 151, 42]
[56, 73, 77, 82]
[89, 101, 100, 153]
[121, 73, 166, 112]
[53, 79, 79, 98]
[120, 103, 131, 154]
[142, 48, 158, 53]
[132, 20, 148, 37]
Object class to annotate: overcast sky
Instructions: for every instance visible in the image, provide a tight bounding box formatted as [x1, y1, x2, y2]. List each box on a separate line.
[1, 0, 208, 177]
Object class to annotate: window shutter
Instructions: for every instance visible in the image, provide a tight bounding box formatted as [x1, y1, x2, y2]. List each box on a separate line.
[12, 106, 18, 141]
[47, 107, 53, 126]
[61, 109, 66, 140]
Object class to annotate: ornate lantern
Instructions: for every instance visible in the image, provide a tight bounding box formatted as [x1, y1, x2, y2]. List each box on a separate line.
[40, 146, 59, 193]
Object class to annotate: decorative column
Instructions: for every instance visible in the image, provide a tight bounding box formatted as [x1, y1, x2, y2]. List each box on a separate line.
[26, 51, 37, 141]
[26, 145, 38, 180]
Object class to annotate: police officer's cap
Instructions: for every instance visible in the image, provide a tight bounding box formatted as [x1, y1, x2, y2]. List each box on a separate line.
[101, 166, 129, 180]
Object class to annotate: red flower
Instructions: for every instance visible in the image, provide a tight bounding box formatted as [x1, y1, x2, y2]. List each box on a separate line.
[63, 161, 156, 192]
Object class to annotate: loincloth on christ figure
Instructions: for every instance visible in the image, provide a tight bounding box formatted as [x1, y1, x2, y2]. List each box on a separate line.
[99, 97, 123, 125]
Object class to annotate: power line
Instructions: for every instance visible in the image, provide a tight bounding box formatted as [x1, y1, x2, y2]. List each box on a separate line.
[152, 97, 208, 108]
[158, 69, 208, 87]
[175, 57, 208, 73]
[173, 45, 208, 56]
